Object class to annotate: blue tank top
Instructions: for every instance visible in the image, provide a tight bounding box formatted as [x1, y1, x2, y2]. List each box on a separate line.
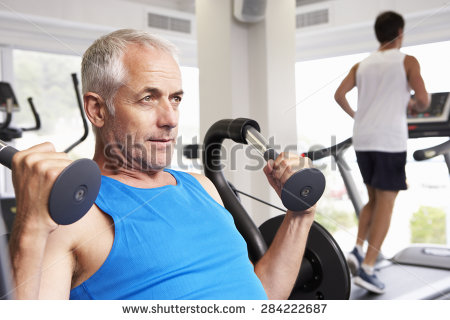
[70, 169, 267, 300]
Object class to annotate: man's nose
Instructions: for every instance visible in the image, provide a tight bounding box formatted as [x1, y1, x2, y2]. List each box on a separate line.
[156, 99, 178, 129]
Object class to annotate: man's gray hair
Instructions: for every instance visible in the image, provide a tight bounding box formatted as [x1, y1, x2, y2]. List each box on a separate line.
[81, 29, 179, 115]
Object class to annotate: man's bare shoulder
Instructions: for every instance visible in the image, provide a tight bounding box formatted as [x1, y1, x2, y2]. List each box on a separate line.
[188, 172, 224, 206]
[47, 204, 102, 247]
[43, 204, 114, 289]
[351, 62, 360, 74]
[404, 54, 418, 62]
[404, 54, 420, 70]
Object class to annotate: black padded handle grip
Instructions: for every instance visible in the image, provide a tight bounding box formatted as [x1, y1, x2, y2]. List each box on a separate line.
[0, 143, 18, 169]
[263, 149, 278, 161]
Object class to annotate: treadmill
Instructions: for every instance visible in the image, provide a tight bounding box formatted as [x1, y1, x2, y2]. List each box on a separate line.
[305, 92, 450, 300]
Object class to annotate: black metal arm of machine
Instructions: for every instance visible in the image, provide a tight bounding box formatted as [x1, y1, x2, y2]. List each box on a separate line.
[21, 97, 41, 132]
[202, 118, 326, 262]
[64, 73, 89, 153]
[202, 118, 268, 262]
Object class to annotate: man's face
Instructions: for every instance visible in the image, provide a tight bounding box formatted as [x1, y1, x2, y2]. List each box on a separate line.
[103, 44, 183, 171]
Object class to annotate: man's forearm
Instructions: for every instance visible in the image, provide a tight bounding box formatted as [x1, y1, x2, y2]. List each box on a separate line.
[254, 211, 314, 299]
[336, 97, 355, 118]
[9, 225, 50, 299]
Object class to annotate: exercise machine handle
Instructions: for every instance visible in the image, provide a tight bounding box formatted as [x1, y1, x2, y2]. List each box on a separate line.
[243, 125, 326, 212]
[203, 118, 268, 263]
[244, 126, 278, 161]
[203, 118, 326, 262]
[0, 140, 17, 169]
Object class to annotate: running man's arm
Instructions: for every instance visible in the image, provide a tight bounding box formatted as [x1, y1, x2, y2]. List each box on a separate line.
[335, 63, 359, 118]
[404, 55, 430, 112]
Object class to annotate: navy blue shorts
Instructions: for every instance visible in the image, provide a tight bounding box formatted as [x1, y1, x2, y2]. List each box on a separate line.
[355, 151, 407, 191]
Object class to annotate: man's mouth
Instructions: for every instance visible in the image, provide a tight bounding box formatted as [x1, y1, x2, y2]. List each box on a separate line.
[148, 138, 174, 144]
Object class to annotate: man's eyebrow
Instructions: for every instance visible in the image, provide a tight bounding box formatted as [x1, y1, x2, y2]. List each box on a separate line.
[136, 88, 184, 96]
[171, 90, 184, 96]
[137, 87, 160, 96]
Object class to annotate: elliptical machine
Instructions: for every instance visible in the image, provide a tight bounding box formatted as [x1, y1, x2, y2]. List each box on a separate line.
[0, 81, 41, 142]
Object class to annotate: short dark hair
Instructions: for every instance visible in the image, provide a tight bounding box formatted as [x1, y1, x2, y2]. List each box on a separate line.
[374, 11, 405, 43]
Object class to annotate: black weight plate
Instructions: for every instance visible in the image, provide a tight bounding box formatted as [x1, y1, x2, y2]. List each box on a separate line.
[281, 168, 326, 211]
[259, 214, 350, 299]
[48, 159, 101, 225]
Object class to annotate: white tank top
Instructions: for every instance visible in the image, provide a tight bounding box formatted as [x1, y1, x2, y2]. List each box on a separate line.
[353, 49, 411, 152]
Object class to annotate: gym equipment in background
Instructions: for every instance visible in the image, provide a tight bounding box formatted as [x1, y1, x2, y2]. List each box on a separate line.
[0, 78, 101, 225]
[0, 78, 102, 300]
[64, 73, 89, 153]
[0, 82, 41, 141]
[303, 92, 450, 300]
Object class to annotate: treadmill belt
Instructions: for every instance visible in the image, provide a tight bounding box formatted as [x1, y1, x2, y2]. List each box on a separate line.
[350, 261, 450, 300]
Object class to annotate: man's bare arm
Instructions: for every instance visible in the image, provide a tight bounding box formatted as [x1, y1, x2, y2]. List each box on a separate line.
[253, 154, 315, 299]
[9, 143, 76, 299]
[335, 63, 358, 118]
[254, 209, 314, 299]
[404, 55, 430, 112]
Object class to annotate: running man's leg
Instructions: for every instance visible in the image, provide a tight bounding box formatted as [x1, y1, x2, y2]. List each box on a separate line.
[364, 189, 399, 266]
[356, 184, 376, 247]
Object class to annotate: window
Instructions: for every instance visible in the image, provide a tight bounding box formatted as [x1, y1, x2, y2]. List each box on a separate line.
[172, 66, 200, 172]
[295, 41, 450, 257]
[12, 49, 89, 158]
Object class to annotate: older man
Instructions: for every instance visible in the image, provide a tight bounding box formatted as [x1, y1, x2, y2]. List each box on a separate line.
[10, 29, 315, 300]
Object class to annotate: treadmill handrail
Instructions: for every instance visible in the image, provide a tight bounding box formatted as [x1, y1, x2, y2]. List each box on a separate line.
[302, 137, 353, 161]
[413, 139, 450, 161]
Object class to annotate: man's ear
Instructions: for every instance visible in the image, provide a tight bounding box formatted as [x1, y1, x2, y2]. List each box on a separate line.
[84, 92, 107, 129]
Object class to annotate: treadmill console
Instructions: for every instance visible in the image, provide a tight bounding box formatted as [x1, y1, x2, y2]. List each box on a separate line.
[408, 92, 450, 138]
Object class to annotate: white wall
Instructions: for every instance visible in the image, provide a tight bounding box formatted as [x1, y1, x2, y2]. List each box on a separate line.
[196, 0, 298, 226]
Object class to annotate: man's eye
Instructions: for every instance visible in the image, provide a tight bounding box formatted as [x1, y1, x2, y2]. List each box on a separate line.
[143, 95, 152, 102]
[172, 96, 182, 103]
